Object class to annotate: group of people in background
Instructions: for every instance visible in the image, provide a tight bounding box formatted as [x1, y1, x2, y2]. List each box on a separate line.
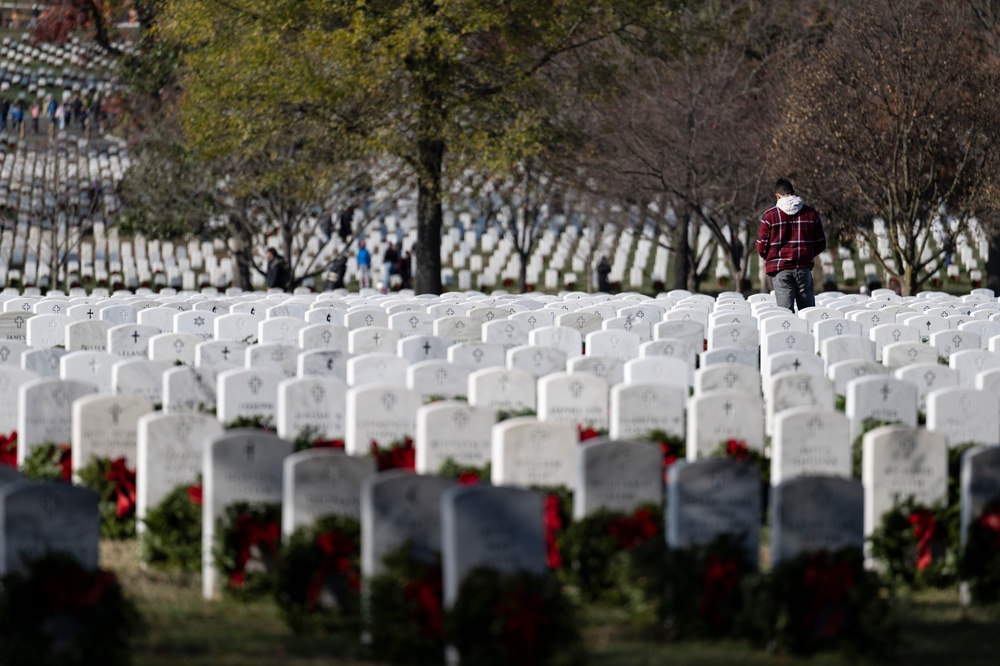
[340, 238, 411, 292]
[0, 91, 105, 139]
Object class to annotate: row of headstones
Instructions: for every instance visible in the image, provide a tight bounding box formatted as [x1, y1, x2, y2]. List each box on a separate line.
[6, 423, 997, 611]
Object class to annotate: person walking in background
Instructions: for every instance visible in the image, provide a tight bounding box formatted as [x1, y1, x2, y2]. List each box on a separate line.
[755, 177, 826, 312]
[265, 247, 290, 290]
[398, 250, 412, 290]
[356, 239, 371, 289]
[29, 100, 39, 134]
[11, 100, 23, 138]
[596, 255, 612, 293]
[382, 240, 398, 293]
[0, 98, 8, 133]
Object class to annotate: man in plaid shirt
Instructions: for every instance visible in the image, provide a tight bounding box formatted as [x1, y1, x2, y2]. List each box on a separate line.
[755, 178, 826, 311]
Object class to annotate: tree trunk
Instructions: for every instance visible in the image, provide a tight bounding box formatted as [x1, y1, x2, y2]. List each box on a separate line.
[987, 229, 1000, 295]
[519, 251, 529, 293]
[415, 138, 444, 295]
[671, 208, 690, 291]
[229, 222, 254, 291]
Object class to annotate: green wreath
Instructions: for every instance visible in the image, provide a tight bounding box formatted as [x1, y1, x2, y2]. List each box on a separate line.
[959, 498, 1000, 605]
[367, 542, 445, 664]
[645, 429, 685, 470]
[869, 497, 957, 590]
[292, 426, 345, 452]
[140, 481, 203, 573]
[0, 553, 142, 666]
[437, 457, 491, 484]
[665, 534, 752, 638]
[494, 407, 536, 422]
[742, 547, 896, 658]
[213, 501, 282, 600]
[713, 438, 769, 486]
[76, 456, 137, 541]
[21, 443, 72, 482]
[558, 503, 665, 617]
[224, 415, 275, 432]
[274, 514, 361, 634]
[447, 567, 584, 666]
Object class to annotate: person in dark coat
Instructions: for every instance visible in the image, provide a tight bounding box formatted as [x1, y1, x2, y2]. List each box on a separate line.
[265, 247, 290, 290]
[596, 255, 612, 293]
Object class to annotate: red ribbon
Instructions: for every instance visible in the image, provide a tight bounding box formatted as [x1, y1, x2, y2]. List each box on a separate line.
[908, 510, 937, 570]
[403, 570, 444, 641]
[188, 484, 203, 506]
[976, 510, 1000, 548]
[58, 445, 72, 482]
[105, 458, 137, 519]
[607, 509, 659, 549]
[496, 585, 546, 666]
[658, 441, 678, 469]
[229, 513, 280, 588]
[458, 471, 480, 486]
[370, 438, 416, 472]
[699, 556, 740, 629]
[801, 551, 856, 639]
[577, 425, 601, 442]
[544, 494, 563, 569]
[313, 438, 345, 450]
[304, 529, 360, 611]
[0, 431, 16, 468]
[725, 439, 749, 461]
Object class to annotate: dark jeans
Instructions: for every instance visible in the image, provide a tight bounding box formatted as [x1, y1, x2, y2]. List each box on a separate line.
[772, 268, 815, 312]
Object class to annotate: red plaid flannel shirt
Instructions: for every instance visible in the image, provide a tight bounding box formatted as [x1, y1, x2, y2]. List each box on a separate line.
[755, 203, 825, 276]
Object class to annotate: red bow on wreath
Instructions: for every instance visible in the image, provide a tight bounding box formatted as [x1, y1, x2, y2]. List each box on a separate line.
[544, 494, 563, 569]
[230, 513, 280, 588]
[403, 570, 444, 641]
[725, 439, 749, 461]
[305, 529, 360, 611]
[0, 431, 16, 468]
[58, 445, 72, 482]
[700, 555, 740, 629]
[458, 471, 481, 486]
[188, 484, 203, 506]
[577, 425, 601, 442]
[370, 438, 416, 471]
[105, 458, 137, 519]
[802, 551, 856, 639]
[659, 441, 678, 468]
[497, 586, 546, 666]
[313, 438, 345, 450]
[977, 510, 1000, 548]
[607, 509, 658, 549]
[908, 509, 937, 570]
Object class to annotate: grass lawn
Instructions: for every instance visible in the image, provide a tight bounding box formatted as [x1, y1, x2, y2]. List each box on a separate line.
[103, 541, 999, 666]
